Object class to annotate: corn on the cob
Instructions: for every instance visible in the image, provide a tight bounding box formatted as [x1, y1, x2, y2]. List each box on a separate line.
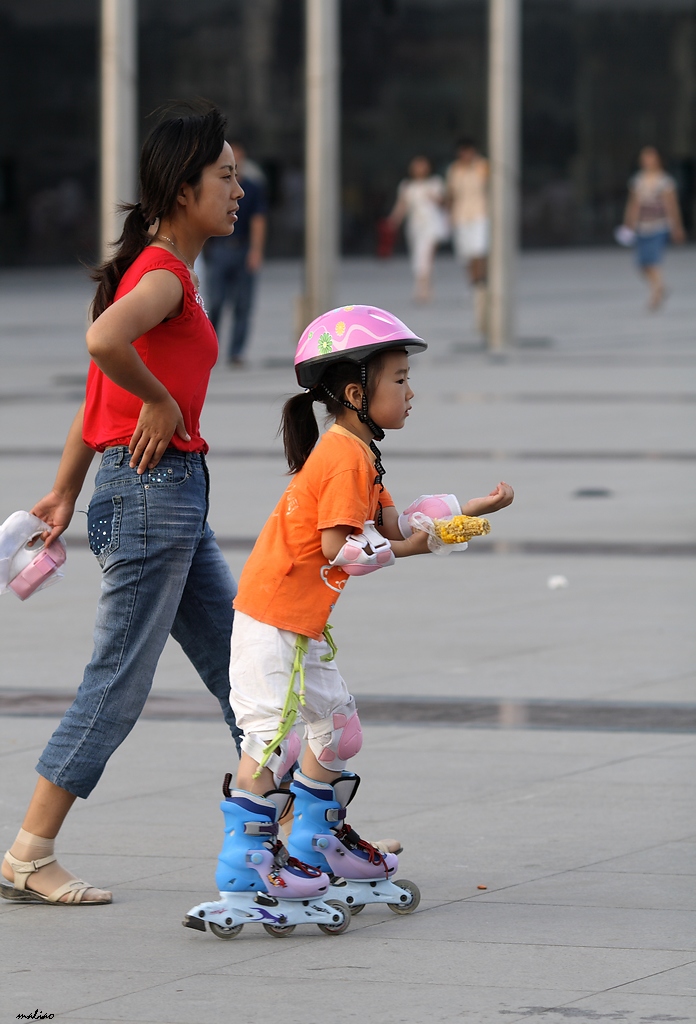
[432, 514, 491, 543]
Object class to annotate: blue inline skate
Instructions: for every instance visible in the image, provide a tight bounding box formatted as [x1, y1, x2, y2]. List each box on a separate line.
[183, 774, 350, 938]
[286, 770, 420, 916]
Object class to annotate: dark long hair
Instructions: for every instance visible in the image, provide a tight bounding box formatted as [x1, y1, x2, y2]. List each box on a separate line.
[281, 355, 384, 474]
[90, 104, 227, 320]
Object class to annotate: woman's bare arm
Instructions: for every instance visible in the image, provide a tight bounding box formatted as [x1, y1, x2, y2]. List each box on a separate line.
[30, 402, 95, 546]
[664, 187, 686, 243]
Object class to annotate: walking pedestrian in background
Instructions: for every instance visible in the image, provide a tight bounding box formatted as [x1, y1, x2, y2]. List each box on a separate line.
[446, 138, 489, 336]
[622, 145, 685, 310]
[203, 140, 268, 365]
[388, 155, 448, 302]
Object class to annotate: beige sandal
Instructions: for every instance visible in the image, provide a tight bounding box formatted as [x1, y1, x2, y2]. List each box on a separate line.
[0, 851, 112, 906]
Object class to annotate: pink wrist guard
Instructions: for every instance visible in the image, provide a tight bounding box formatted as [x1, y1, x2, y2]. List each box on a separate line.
[398, 493, 461, 538]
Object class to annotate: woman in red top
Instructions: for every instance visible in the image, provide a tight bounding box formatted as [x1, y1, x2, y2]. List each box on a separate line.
[1, 106, 244, 906]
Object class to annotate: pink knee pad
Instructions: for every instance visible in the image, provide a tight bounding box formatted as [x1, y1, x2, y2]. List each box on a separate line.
[313, 708, 363, 768]
[245, 730, 302, 786]
[273, 730, 302, 783]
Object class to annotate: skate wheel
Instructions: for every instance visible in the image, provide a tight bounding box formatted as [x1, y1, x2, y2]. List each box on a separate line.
[317, 899, 351, 935]
[263, 922, 297, 937]
[388, 879, 420, 915]
[209, 921, 244, 938]
[349, 903, 366, 916]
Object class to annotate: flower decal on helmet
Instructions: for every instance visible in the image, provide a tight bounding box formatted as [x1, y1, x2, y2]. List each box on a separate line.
[318, 331, 333, 354]
[335, 321, 346, 336]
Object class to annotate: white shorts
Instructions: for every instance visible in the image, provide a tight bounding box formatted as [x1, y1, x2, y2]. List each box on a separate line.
[229, 610, 353, 754]
[406, 230, 438, 278]
[453, 218, 489, 262]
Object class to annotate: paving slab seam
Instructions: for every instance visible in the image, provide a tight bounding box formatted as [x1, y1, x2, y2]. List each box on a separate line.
[418, 860, 695, 904]
[524, 742, 696, 785]
[372, 934, 696, 955]
[393, 864, 696, 911]
[568, 841, 696, 874]
[527, 959, 696, 1019]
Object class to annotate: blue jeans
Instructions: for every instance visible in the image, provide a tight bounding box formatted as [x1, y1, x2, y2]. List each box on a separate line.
[635, 230, 669, 268]
[37, 447, 241, 799]
[204, 243, 257, 361]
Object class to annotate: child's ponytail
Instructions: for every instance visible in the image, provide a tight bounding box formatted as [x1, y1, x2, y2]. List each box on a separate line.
[282, 392, 320, 474]
[281, 356, 385, 474]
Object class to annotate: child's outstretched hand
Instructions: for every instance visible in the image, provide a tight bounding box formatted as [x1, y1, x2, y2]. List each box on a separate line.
[461, 481, 514, 517]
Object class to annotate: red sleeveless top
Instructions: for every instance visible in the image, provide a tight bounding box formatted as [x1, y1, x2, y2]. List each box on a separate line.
[83, 246, 218, 454]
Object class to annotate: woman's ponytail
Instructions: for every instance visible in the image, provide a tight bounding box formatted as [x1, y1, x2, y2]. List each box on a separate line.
[90, 203, 152, 321]
[281, 392, 319, 474]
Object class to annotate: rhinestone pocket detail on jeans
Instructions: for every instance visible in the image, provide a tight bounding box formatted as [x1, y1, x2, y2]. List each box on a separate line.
[87, 495, 123, 567]
[148, 467, 174, 485]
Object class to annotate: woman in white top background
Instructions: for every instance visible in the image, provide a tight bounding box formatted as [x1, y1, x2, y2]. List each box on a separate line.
[446, 138, 490, 336]
[623, 145, 685, 310]
[388, 155, 448, 303]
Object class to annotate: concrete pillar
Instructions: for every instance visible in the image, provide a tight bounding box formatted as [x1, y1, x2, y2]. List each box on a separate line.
[301, 0, 340, 328]
[487, 0, 520, 351]
[100, 0, 137, 261]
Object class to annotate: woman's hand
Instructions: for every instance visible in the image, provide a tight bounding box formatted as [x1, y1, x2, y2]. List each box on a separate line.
[29, 491, 76, 547]
[462, 481, 514, 517]
[87, 269, 190, 474]
[129, 394, 190, 473]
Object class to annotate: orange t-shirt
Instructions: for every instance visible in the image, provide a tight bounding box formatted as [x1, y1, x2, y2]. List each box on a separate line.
[234, 425, 394, 640]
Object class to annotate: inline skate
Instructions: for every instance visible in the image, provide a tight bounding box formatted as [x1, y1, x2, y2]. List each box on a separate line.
[183, 775, 350, 938]
[287, 770, 420, 916]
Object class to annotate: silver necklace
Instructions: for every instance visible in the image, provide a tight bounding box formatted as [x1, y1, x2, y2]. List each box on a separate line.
[154, 233, 209, 316]
[156, 234, 195, 271]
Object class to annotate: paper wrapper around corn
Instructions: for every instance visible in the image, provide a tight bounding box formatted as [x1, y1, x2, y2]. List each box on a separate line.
[407, 512, 491, 555]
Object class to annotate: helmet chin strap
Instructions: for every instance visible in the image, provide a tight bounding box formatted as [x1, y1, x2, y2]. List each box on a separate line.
[320, 365, 386, 483]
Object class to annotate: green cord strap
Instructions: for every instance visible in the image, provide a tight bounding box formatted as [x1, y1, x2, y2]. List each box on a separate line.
[253, 634, 310, 778]
[321, 623, 338, 662]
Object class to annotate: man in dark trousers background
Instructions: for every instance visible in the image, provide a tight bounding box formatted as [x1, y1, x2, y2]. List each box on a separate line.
[203, 140, 268, 366]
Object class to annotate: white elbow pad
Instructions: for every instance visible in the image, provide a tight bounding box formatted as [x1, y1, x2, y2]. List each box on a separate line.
[397, 494, 461, 538]
[330, 521, 395, 576]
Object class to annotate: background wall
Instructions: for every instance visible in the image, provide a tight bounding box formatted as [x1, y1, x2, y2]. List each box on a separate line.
[0, 0, 694, 265]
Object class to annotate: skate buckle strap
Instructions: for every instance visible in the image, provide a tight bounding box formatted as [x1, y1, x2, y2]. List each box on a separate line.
[274, 844, 289, 868]
[244, 821, 279, 837]
[254, 634, 310, 779]
[326, 807, 346, 823]
[266, 840, 324, 887]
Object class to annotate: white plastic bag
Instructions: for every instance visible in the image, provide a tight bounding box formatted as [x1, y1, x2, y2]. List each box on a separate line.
[614, 225, 636, 247]
[0, 510, 67, 600]
[407, 512, 469, 556]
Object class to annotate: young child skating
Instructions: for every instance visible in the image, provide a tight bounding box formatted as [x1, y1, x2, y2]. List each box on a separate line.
[184, 305, 513, 938]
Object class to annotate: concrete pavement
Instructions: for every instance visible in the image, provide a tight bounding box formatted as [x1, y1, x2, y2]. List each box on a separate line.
[1, 248, 694, 1024]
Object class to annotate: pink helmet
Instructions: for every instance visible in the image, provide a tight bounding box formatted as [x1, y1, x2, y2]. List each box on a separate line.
[294, 304, 426, 389]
